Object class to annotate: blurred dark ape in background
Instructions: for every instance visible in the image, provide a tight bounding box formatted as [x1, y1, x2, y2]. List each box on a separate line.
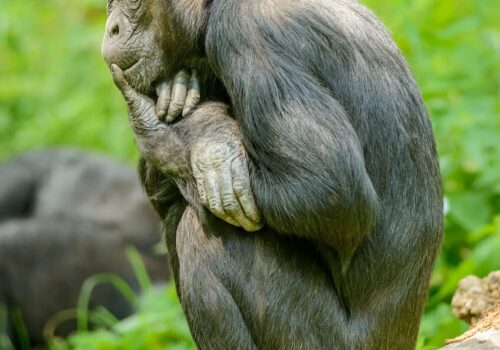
[0, 149, 169, 347]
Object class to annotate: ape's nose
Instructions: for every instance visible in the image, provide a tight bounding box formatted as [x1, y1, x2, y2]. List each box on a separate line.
[109, 23, 120, 37]
[101, 11, 127, 65]
[104, 10, 125, 39]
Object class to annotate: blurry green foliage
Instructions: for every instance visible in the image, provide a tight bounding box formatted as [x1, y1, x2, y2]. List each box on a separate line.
[49, 286, 196, 350]
[0, 0, 498, 349]
[0, 0, 135, 163]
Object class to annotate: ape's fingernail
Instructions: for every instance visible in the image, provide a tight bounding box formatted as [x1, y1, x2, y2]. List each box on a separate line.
[166, 116, 173, 123]
[157, 109, 166, 117]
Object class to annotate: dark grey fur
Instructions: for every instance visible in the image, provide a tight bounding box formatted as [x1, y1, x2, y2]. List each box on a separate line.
[103, 0, 443, 349]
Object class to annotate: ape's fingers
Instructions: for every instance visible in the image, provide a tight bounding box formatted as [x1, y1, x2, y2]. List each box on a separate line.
[155, 81, 172, 120]
[166, 70, 190, 123]
[182, 69, 201, 117]
[111, 64, 134, 98]
[193, 166, 209, 207]
[217, 163, 263, 231]
[231, 156, 263, 231]
[204, 172, 240, 227]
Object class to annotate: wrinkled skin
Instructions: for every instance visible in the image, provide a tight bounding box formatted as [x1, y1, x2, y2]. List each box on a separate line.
[102, 0, 443, 349]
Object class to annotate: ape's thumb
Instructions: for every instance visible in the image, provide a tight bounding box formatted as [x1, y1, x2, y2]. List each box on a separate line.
[111, 64, 130, 95]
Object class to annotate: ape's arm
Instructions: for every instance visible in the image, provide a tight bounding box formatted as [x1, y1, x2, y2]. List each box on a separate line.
[204, 2, 379, 262]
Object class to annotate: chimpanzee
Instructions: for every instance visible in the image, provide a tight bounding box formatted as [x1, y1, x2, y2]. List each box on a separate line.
[0, 149, 168, 347]
[101, 0, 444, 349]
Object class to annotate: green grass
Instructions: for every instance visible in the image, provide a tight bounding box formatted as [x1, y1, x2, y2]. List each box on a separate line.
[0, 0, 499, 348]
[47, 248, 196, 350]
[49, 285, 196, 350]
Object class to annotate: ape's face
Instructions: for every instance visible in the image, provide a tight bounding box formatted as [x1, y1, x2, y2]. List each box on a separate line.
[102, 0, 178, 94]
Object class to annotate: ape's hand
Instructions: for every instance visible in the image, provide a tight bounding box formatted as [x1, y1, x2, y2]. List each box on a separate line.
[111, 64, 200, 130]
[155, 69, 201, 123]
[191, 132, 263, 232]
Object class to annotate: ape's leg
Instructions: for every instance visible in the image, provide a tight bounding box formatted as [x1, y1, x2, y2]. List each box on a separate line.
[174, 207, 345, 350]
[174, 207, 258, 349]
[173, 207, 431, 350]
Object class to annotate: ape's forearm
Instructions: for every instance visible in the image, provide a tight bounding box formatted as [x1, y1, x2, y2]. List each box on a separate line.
[138, 157, 184, 219]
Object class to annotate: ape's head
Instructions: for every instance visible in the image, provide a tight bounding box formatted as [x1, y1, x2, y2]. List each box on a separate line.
[101, 0, 201, 94]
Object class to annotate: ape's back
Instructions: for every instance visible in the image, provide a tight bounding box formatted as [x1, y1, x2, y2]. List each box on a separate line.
[306, 1, 444, 347]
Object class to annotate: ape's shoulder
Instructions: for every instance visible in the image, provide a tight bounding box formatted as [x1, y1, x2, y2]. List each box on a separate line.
[206, 0, 397, 64]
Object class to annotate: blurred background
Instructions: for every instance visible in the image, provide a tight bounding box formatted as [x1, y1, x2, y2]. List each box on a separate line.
[0, 0, 498, 349]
